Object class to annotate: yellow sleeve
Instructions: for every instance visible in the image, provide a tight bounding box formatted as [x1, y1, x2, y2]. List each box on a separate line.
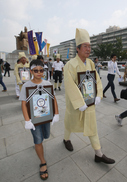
[14, 63, 16, 75]
[15, 64, 22, 84]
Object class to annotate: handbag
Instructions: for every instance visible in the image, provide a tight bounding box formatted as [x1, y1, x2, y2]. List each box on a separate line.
[120, 88, 127, 100]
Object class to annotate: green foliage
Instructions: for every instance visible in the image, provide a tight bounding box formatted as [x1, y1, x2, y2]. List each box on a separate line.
[121, 49, 127, 60]
[113, 37, 123, 60]
[92, 37, 126, 61]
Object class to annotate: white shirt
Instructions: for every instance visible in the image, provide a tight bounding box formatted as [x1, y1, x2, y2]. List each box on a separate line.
[52, 61, 64, 71]
[108, 60, 120, 76]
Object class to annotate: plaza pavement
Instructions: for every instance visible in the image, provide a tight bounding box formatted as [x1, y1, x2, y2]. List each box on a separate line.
[0, 69, 127, 182]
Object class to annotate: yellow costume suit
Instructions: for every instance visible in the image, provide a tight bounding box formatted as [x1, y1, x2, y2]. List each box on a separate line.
[15, 62, 29, 90]
[64, 54, 103, 138]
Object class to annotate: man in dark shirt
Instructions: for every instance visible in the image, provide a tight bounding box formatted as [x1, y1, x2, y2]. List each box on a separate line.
[4, 61, 10, 77]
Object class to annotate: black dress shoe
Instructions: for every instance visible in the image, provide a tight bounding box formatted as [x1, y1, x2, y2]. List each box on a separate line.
[95, 154, 115, 164]
[58, 87, 61, 91]
[114, 98, 120, 102]
[54, 88, 56, 91]
[103, 94, 106, 98]
[63, 139, 73, 151]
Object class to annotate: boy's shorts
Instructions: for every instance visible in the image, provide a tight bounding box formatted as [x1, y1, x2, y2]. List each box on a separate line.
[31, 122, 50, 144]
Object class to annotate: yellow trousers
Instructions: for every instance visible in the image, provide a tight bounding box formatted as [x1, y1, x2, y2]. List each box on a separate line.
[64, 128, 101, 150]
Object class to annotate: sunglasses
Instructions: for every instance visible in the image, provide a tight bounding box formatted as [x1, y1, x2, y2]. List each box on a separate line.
[32, 69, 44, 73]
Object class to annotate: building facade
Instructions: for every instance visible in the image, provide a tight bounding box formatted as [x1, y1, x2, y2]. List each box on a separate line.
[90, 26, 127, 59]
[50, 26, 127, 60]
[50, 39, 76, 60]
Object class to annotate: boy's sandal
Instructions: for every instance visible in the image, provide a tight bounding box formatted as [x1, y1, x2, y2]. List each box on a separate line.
[40, 163, 48, 180]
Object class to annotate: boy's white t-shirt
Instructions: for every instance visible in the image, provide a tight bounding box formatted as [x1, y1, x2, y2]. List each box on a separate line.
[19, 80, 51, 101]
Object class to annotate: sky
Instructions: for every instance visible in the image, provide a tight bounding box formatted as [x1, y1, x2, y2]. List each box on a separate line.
[0, 0, 127, 53]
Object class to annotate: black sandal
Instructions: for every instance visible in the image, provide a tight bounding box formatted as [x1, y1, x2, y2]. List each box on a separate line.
[40, 163, 48, 180]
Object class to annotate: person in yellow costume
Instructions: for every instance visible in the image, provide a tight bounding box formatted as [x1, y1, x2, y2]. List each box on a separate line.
[63, 28, 115, 164]
[15, 52, 29, 91]
[14, 59, 21, 98]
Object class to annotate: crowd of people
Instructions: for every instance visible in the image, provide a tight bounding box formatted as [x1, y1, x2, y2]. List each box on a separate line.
[0, 28, 127, 180]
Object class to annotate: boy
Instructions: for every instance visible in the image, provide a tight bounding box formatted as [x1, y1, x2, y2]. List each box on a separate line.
[19, 59, 59, 180]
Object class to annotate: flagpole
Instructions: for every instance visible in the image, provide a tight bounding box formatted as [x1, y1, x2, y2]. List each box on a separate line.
[28, 23, 31, 30]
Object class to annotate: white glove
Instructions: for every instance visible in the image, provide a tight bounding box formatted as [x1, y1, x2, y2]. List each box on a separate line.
[79, 103, 88, 111]
[25, 120, 35, 130]
[2, 73, 4, 76]
[18, 82, 23, 85]
[95, 97, 101, 105]
[51, 114, 59, 125]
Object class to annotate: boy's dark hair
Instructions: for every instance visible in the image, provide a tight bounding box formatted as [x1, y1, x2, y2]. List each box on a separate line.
[111, 54, 116, 59]
[30, 59, 44, 69]
[37, 55, 43, 60]
[94, 58, 97, 61]
[49, 58, 52, 61]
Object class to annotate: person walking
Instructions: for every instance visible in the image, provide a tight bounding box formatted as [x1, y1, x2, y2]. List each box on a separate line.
[14, 59, 20, 98]
[115, 111, 127, 126]
[94, 58, 102, 78]
[37, 55, 44, 66]
[103, 54, 121, 102]
[52, 54, 64, 91]
[0, 59, 7, 92]
[15, 52, 29, 91]
[19, 59, 59, 180]
[47, 58, 52, 80]
[4, 61, 10, 77]
[63, 28, 115, 164]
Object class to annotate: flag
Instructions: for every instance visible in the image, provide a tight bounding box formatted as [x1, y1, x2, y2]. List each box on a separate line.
[67, 48, 69, 59]
[27, 30, 36, 55]
[47, 43, 50, 57]
[41, 41, 46, 50]
[44, 39, 47, 55]
[53, 48, 58, 55]
[35, 32, 42, 52]
[34, 39, 39, 55]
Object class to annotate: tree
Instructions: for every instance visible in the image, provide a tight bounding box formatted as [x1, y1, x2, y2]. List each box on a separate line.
[121, 50, 127, 60]
[92, 43, 113, 60]
[92, 37, 124, 61]
[113, 37, 123, 61]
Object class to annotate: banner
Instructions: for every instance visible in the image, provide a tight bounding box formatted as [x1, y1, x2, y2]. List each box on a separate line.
[44, 39, 47, 55]
[34, 39, 39, 55]
[47, 43, 50, 57]
[67, 48, 69, 59]
[27, 30, 36, 55]
[41, 41, 46, 50]
[35, 32, 42, 52]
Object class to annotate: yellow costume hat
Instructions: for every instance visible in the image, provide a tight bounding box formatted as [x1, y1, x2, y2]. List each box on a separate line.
[75, 28, 90, 46]
[18, 52, 26, 59]
[56, 54, 60, 59]
[32, 55, 37, 60]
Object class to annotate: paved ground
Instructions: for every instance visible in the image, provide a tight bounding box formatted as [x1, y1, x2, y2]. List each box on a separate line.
[0, 70, 127, 182]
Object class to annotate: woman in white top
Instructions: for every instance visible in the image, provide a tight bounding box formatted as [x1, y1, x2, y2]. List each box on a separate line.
[103, 54, 121, 102]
